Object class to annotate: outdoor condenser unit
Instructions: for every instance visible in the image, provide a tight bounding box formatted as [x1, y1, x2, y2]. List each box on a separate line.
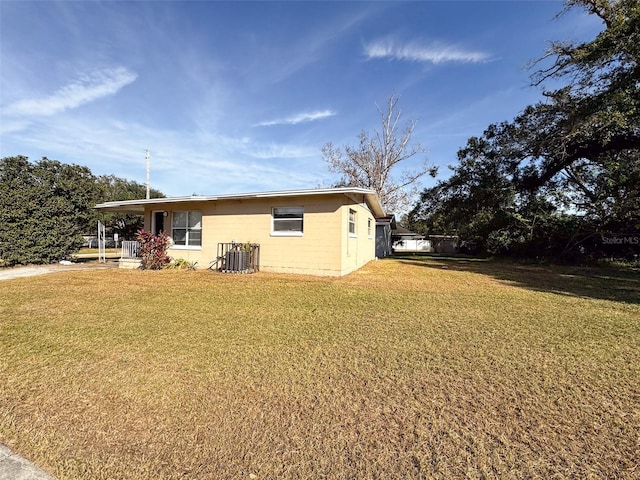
[225, 249, 250, 272]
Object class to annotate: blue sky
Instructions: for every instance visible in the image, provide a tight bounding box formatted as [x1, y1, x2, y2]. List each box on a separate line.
[1, 1, 603, 202]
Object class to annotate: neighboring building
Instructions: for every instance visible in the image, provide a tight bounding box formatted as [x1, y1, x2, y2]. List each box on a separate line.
[95, 187, 386, 277]
[393, 225, 422, 242]
[428, 235, 459, 254]
[392, 225, 427, 253]
[392, 230, 460, 254]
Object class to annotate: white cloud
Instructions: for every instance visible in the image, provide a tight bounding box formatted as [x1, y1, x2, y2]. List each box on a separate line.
[254, 109, 336, 127]
[244, 143, 318, 160]
[4, 67, 137, 117]
[364, 38, 490, 64]
[0, 114, 325, 196]
[0, 118, 30, 135]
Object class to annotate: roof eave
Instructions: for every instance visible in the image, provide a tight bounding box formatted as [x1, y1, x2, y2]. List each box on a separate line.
[94, 187, 386, 217]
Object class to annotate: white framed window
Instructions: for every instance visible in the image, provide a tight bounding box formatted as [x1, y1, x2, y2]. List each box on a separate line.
[368, 218, 373, 238]
[272, 206, 303, 236]
[172, 211, 202, 248]
[349, 209, 357, 237]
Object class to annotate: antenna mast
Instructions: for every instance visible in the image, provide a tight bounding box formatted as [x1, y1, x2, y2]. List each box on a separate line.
[145, 150, 150, 199]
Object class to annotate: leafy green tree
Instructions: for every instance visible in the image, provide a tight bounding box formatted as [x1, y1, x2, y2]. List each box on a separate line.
[527, 0, 640, 188]
[0, 156, 100, 265]
[409, 103, 639, 258]
[410, 0, 639, 260]
[408, 125, 564, 257]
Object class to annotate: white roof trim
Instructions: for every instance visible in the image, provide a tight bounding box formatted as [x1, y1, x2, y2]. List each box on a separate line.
[95, 187, 386, 217]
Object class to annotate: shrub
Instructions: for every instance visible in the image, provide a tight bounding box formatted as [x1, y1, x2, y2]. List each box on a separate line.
[164, 258, 198, 270]
[0, 156, 98, 266]
[136, 229, 170, 270]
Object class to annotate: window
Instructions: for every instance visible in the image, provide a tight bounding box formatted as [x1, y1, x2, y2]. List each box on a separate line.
[368, 218, 373, 238]
[349, 209, 357, 236]
[272, 206, 303, 235]
[172, 211, 202, 247]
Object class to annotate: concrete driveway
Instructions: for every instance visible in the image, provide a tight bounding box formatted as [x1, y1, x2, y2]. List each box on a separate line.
[0, 261, 118, 281]
[0, 444, 55, 480]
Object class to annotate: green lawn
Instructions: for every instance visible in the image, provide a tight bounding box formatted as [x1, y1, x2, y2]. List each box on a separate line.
[1, 257, 638, 479]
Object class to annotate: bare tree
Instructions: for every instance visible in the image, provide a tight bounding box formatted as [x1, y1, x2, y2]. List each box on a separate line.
[322, 94, 435, 214]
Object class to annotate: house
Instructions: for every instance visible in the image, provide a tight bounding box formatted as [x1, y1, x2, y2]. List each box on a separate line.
[95, 187, 387, 277]
[393, 225, 422, 243]
[427, 234, 459, 254]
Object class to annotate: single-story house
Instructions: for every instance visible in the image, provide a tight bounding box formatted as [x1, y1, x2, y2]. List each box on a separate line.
[95, 187, 387, 277]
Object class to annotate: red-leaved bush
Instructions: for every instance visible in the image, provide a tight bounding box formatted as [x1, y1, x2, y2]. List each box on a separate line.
[136, 229, 171, 270]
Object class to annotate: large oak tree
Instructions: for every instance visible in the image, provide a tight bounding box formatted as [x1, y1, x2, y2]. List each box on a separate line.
[409, 0, 639, 260]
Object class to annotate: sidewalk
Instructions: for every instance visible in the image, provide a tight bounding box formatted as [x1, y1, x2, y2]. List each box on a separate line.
[0, 444, 55, 480]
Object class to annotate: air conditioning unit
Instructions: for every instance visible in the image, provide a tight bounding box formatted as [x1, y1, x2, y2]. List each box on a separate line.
[225, 249, 250, 272]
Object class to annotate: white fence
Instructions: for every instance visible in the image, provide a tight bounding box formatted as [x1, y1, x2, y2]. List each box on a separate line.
[121, 241, 141, 259]
[84, 235, 122, 248]
[393, 239, 433, 253]
[393, 237, 459, 254]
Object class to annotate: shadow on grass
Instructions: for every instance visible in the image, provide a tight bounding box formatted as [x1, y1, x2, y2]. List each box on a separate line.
[393, 254, 640, 305]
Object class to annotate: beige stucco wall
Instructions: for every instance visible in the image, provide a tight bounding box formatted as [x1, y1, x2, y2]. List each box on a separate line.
[339, 197, 377, 275]
[143, 193, 376, 276]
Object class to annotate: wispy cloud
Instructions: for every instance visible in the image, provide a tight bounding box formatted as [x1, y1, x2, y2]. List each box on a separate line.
[254, 109, 336, 127]
[250, 9, 376, 86]
[364, 38, 491, 64]
[244, 143, 318, 159]
[4, 67, 137, 116]
[0, 114, 325, 196]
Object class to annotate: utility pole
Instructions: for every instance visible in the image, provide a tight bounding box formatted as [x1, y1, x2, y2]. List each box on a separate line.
[145, 150, 150, 199]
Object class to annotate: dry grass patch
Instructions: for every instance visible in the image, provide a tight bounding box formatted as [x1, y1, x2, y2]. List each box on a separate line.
[1, 258, 639, 479]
